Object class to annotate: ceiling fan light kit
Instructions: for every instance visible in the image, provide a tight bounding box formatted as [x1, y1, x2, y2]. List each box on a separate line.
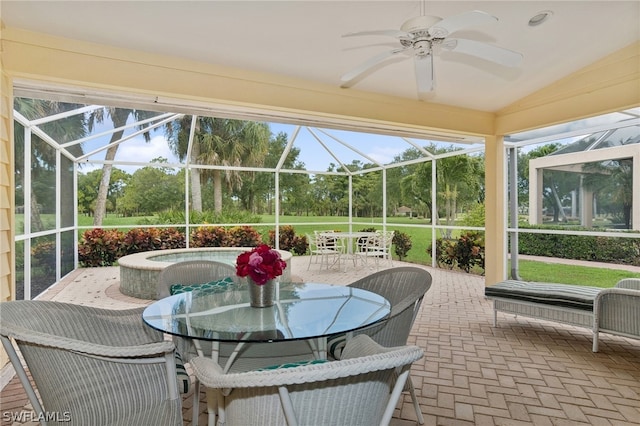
[341, 9, 524, 100]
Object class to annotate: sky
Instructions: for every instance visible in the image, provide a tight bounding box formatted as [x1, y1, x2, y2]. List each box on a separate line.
[80, 118, 427, 174]
[72, 105, 639, 175]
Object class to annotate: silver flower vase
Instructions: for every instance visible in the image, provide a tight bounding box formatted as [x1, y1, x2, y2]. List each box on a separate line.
[249, 278, 276, 308]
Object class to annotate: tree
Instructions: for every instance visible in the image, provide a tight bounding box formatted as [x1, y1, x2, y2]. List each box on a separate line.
[166, 117, 271, 212]
[401, 144, 484, 230]
[87, 107, 158, 226]
[77, 168, 130, 216]
[118, 158, 184, 216]
[387, 148, 424, 216]
[234, 131, 308, 215]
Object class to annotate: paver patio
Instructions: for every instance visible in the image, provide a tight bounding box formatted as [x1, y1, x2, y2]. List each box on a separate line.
[1, 256, 639, 425]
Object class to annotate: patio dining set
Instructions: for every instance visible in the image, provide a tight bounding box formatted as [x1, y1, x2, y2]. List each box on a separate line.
[306, 230, 395, 272]
[0, 261, 433, 426]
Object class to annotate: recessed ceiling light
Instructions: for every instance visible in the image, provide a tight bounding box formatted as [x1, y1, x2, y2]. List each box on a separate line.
[528, 10, 553, 27]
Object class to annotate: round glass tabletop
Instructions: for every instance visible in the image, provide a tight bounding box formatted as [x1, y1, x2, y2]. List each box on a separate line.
[142, 282, 390, 343]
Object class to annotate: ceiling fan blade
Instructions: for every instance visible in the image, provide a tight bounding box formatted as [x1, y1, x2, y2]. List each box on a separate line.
[430, 10, 497, 37]
[442, 38, 523, 67]
[340, 48, 408, 87]
[414, 54, 435, 96]
[343, 29, 413, 40]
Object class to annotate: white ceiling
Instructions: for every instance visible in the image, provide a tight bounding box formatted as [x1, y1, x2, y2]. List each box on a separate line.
[2, 1, 639, 112]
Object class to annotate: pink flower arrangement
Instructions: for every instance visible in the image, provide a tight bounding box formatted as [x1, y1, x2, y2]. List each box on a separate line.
[236, 244, 287, 285]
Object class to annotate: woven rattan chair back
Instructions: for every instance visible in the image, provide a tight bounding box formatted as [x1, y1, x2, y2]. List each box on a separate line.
[157, 259, 240, 298]
[0, 300, 182, 426]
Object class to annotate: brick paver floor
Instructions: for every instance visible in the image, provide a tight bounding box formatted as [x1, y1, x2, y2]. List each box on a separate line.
[2, 256, 639, 425]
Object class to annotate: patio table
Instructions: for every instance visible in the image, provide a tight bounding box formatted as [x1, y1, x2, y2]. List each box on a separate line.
[143, 281, 390, 365]
[143, 281, 390, 426]
[318, 231, 377, 269]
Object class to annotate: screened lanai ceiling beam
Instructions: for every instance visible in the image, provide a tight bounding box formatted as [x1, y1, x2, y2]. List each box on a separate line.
[67, 112, 180, 149]
[306, 127, 352, 175]
[275, 126, 301, 171]
[314, 127, 384, 168]
[13, 110, 78, 162]
[185, 115, 198, 166]
[401, 137, 436, 158]
[29, 104, 103, 127]
[505, 116, 640, 149]
[76, 113, 183, 162]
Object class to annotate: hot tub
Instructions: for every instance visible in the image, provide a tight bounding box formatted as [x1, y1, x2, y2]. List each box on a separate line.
[118, 247, 293, 300]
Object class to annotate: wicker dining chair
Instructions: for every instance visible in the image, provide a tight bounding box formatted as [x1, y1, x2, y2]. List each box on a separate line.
[190, 334, 424, 426]
[0, 300, 182, 426]
[157, 259, 316, 425]
[157, 259, 243, 299]
[345, 266, 433, 424]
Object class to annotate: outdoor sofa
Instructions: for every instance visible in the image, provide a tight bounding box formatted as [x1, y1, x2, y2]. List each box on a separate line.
[485, 278, 640, 352]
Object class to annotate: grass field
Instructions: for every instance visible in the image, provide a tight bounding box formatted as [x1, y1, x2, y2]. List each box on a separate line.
[22, 213, 640, 288]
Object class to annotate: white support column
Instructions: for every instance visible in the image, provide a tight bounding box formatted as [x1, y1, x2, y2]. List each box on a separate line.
[633, 150, 640, 231]
[580, 185, 594, 228]
[528, 164, 543, 225]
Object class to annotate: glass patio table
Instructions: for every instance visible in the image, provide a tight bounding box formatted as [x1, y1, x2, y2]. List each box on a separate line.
[143, 281, 390, 426]
[142, 281, 391, 364]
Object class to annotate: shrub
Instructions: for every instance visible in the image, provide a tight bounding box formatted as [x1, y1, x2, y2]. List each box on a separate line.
[269, 225, 308, 255]
[78, 228, 125, 267]
[190, 226, 229, 247]
[121, 227, 185, 254]
[157, 228, 187, 250]
[123, 227, 162, 253]
[392, 230, 412, 260]
[517, 225, 640, 266]
[428, 231, 485, 274]
[31, 240, 56, 274]
[429, 238, 457, 270]
[227, 225, 263, 247]
[453, 231, 485, 273]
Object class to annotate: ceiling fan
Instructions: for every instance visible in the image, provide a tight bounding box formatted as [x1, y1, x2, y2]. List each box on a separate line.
[340, 7, 523, 100]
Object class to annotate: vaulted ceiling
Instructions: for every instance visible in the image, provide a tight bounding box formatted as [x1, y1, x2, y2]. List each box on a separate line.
[2, 1, 639, 114]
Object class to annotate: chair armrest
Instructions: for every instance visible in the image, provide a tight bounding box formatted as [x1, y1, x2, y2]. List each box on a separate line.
[615, 278, 640, 290]
[190, 335, 423, 389]
[594, 287, 640, 337]
[2, 324, 176, 358]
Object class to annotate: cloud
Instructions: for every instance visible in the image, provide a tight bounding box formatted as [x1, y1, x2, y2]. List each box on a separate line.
[367, 146, 404, 165]
[80, 134, 180, 174]
[116, 134, 178, 164]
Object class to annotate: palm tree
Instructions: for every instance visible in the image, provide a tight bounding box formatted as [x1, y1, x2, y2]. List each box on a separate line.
[402, 144, 484, 235]
[87, 107, 157, 226]
[166, 116, 271, 212]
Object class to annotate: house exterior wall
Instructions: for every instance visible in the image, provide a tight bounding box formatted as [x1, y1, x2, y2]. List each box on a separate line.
[0, 33, 16, 368]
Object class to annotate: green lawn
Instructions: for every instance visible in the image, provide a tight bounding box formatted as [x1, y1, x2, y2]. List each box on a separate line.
[514, 260, 639, 288]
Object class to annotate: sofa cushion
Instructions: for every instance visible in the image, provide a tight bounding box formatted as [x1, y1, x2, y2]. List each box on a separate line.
[485, 280, 602, 311]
